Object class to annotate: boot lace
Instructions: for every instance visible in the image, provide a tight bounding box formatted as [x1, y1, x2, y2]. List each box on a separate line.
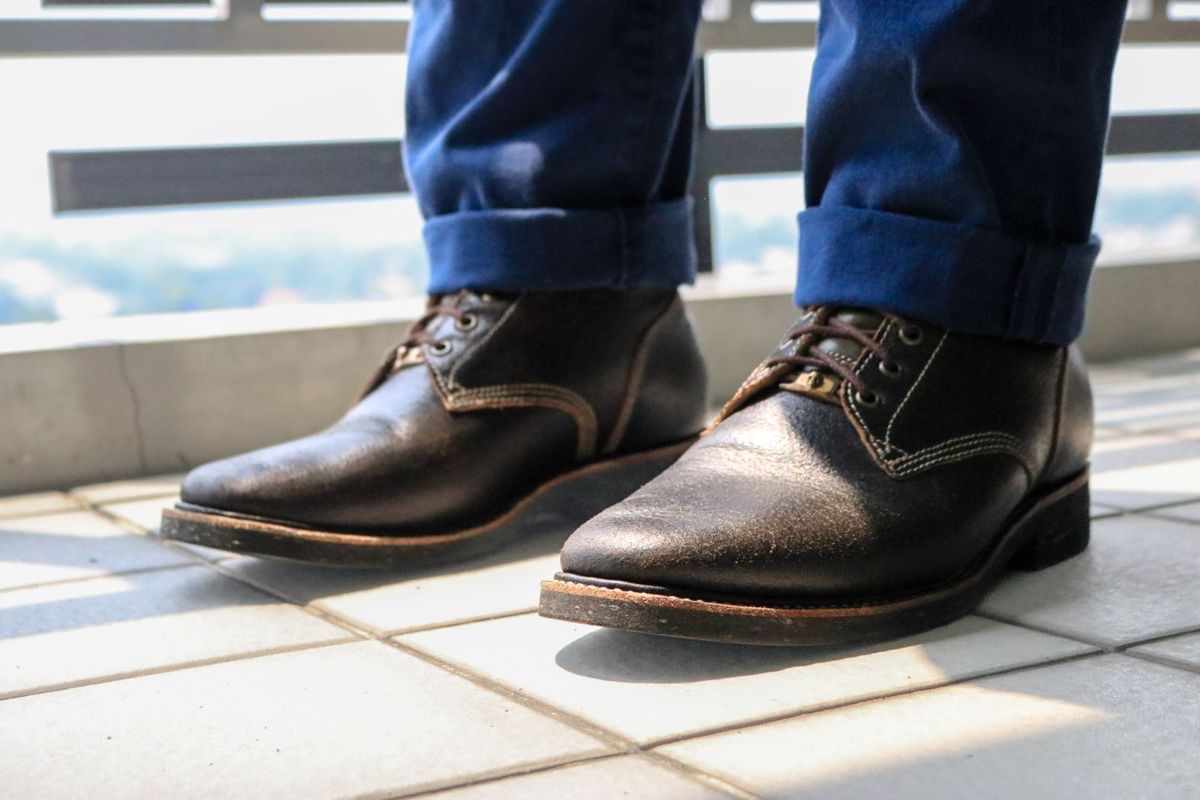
[766, 309, 922, 402]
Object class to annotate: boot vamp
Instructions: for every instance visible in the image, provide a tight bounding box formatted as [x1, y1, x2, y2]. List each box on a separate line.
[181, 364, 578, 533]
[561, 391, 1030, 601]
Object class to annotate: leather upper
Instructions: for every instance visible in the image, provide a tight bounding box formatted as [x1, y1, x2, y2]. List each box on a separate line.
[561, 311, 1094, 602]
[180, 288, 708, 534]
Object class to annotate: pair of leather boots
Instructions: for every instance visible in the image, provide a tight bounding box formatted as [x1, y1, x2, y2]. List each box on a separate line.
[162, 288, 1092, 645]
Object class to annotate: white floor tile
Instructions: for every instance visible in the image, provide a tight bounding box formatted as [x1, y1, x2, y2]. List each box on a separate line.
[981, 514, 1200, 647]
[0, 511, 190, 592]
[0, 641, 609, 800]
[1130, 631, 1200, 671]
[420, 756, 730, 800]
[1089, 434, 1200, 510]
[222, 522, 572, 635]
[70, 474, 185, 506]
[101, 495, 229, 562]
[402, 613, 1091, 745]
[0, 565, 351, 698]
[0, 492, 78, 521]
[661, 655, 1200, 800]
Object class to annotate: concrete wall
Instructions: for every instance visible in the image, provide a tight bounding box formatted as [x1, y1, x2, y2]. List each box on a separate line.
[2, 264, 1199, 493]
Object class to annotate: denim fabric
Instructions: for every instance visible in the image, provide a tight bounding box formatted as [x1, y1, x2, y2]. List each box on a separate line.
[406, 0, 703, 293]
[798, 0, 1127, 344]
[405, 0, 1127, 345]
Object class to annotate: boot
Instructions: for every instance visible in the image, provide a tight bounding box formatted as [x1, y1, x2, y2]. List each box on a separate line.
[541, 307, 1092, 645]
[161, 288, 708, 567]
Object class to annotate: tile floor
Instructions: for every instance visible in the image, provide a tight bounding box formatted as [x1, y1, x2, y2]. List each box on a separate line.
[3, 350, 1200, 799]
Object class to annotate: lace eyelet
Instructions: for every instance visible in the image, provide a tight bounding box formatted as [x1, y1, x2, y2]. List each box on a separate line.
[899, 325, 924, 345]
[878, 361, 902, 377]
[455, 314, 478, 332]
[855, 390, 881, 407]
[429, 341, 453, 356]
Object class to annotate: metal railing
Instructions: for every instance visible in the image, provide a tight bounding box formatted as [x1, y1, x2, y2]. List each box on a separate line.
[6, 0, 1200, 273]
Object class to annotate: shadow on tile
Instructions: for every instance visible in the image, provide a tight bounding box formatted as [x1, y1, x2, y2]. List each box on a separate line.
[553, 622, 976, 684]
[0, 567, 278, 641]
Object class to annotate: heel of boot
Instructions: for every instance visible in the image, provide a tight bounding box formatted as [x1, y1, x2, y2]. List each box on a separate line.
[1011, 479, 1090, 571]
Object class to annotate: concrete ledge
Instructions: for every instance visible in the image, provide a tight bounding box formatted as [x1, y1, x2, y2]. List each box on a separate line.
[2, 262, 1198, 494]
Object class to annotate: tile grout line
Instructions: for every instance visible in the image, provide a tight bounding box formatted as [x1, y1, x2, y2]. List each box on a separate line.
[382, 636, 637, 751]
[972, 609, 1117, 651]
[381, 636, 765, 800]
[383, 630, 1111, 797]
[641, 648, 1109, 751]
[390, 749, 762, 800]
[1120, 647, 1200, 678]
[975, 609, 1200, 657]
[374, 753, 627, 800]
[131, 537, 760, 798]
[381, 606, 539, 639]
[0, 637, 356, 704]
[0, 561, 198, 597]
[21, 461, 1192, 797]
[0, 497, 90, 522]
[118, 534, 761, 799]
[635, 750, 763, 800]
[377, 753, 624, 800]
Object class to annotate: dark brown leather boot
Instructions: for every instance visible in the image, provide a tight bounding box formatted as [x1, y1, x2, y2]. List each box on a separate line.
[541, 307, 1093, 645]
[160, 288, 708, 566]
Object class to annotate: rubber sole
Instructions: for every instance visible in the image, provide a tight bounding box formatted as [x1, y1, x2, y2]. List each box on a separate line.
[159, 438, 693, 568]
[539, 469, 1091, 646]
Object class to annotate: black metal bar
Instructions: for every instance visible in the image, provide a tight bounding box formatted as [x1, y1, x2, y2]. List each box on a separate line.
[0, 20, 407, 56]
[48, 111, 1200, 215]
[42, 1, 208, 5]
[1107, 113, 1200, 155]
[698, 126, 805, 179]
[693, 59, 715, 274]
[50, 140, 407, 212]
[9, 11, 1198, 58]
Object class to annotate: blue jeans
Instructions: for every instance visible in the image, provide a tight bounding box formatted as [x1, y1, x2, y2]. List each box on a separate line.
[406, 0, 1127, 345]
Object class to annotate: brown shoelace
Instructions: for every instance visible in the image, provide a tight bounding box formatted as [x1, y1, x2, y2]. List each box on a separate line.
[766, 309, 921, 401]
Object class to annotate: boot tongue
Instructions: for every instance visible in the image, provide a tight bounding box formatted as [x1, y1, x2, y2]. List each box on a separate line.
[809, 308, 884, 363]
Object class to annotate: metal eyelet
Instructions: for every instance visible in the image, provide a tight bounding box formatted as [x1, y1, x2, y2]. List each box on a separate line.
[429, 341, 453, 356]
[899, 325, 924, 345]
[878, 360, 902, 377]
[455, 314, 478, 332]
[855, 389, 881, 407]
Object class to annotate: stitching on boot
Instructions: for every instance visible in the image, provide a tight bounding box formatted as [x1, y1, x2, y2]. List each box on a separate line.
[602, 295, 678, 455]
[884, 329, 948, 447]
[846, 327, 1033, 480]
[432, 370, 598, 460]
[445, 295, 522, 390]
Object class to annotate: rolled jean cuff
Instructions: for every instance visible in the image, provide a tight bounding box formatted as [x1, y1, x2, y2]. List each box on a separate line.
[424, 198, 697, 294]
[795, 206, 1100, 345]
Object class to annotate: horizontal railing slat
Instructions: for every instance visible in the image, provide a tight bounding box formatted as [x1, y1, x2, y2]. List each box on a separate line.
[48, 111, 1200, 214]
[50, 141, 407, 212]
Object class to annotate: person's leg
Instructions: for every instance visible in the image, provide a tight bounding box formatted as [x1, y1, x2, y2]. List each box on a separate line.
[405, 0, 702, 293]
[545, 0, 1127, 644]
[797, 0, 1127, 344]
[162, 1, 709, 564]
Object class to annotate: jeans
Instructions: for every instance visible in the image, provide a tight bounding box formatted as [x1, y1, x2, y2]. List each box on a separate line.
[405, 0, 1128, 345]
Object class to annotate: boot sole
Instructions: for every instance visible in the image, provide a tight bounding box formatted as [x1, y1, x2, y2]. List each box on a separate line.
[159, 438, 694, 568]
[539, 469, 1090, 646]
